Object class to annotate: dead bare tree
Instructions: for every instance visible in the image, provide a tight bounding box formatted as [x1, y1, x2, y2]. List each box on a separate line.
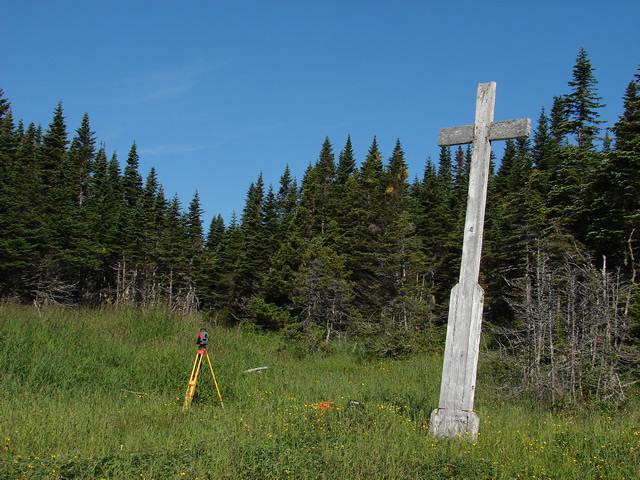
[22, 262, 79, 307]
[496, 234, 638, 405]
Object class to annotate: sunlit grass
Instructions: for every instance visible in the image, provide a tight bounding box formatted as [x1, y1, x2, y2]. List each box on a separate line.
[1, 305, 638, 479]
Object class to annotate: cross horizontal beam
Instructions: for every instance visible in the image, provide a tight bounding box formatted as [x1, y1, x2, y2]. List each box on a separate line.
[438, 118, 531, 146]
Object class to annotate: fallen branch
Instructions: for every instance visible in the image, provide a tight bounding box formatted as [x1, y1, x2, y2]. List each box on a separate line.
[621, 379, 640, 388]
[122, 389, 147, 396]
[243, 367, 268, 374]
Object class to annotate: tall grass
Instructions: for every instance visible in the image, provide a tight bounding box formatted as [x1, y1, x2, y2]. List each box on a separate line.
[1, 305, 638, 479]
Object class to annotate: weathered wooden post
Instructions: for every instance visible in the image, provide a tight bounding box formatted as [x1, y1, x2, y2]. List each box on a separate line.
[429, 82, 530, 440]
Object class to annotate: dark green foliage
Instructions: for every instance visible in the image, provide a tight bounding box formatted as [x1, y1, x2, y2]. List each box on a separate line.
[413, 147, 464, 315]
[584, 70, 640, 274]
[205, 214, 225, 251]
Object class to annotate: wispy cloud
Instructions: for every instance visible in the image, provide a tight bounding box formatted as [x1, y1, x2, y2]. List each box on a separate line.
[139, 82, 195, 101]
[110, 60, 230, 104]
[220, 122, 287, 140]
[131, 65, 201, 102]
[139, 144, 210, 156]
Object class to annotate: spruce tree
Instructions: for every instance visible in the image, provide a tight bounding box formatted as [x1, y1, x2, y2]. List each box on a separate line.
[315, 137, 336, 233]
[298, 163, 319, 237]
[547, 145, 599, 246]
[155, 194, 183, 306]
[103, 151, 123, 254]
[546, 49, 607, 251]
[294, 235, 352, 344]
[550, 95, 570, 144]
[589, 69, 640, 268]
[332, 136, 358, 244]
[0, 89, 9, 118]
[198, 213, 225, 309]
[436, 145, 477, 314]
[384, 139, 409, 220]
[40, 101, 68, 190]
[120, 142, 144, 257]
[86, 149, 122, 302]
[122, 142, 143, 207]
[185, 190, 204, 254]
[316, 136, 335, 185]
[241, 173, 264, 234]
[56, 115, 98, 296]
[565, 47, 606, 148]
[336, 134, 356, 184]
[262, 185, 279, 254]
[211, 217, 245, 321]
[359, 136, 384, 201]
[436, 145, 454, 194]
[613, 70, 640, 153]
[343, 137, 386, 317]
[67, 113, 96, 206]
[91, 145, 108, 202]
[276, 164, 296, 221]
[484, 133, 537, 325]
[0, 104, 17, 168]
[0, 97, 31, 292]
[494, 139, 517, 196]
[112, 142, 144, 304]
[413, 148, 457, 314]
[205, 214, 226, 252]
[140, 168, 161, 270]
[356, 136, 386, 237]
[37, 105, 69, 273]
[229, 174, 266, 314]
[374, 140, 411, 309]
[183, 190, 205, 310]
[0, 103, 16, 201]
[531, 108, 552, 168]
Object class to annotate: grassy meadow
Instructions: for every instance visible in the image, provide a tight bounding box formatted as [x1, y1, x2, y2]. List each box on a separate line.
[1, 305, 638, 479]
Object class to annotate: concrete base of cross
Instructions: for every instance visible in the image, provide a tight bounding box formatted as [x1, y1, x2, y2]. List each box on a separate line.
[429, 408, 479, 441]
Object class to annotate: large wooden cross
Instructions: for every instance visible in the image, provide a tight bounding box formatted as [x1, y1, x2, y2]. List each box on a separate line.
[429, 82, 530, 440]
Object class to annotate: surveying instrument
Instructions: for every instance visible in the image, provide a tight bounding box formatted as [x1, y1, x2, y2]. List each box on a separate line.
[183, 329, 224, 411]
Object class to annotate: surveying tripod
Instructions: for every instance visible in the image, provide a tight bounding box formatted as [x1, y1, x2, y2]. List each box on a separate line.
[183, 329, 224, 411]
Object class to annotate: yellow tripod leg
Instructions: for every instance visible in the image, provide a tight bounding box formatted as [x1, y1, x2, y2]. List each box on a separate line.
[183, 351, 204, 411]
[204, 350, 224, 409]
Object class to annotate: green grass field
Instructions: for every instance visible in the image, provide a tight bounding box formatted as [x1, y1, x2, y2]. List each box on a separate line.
[1, 306, 638, 479]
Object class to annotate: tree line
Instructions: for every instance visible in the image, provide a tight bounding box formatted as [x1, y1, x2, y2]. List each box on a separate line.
[1, 48, 638, 403]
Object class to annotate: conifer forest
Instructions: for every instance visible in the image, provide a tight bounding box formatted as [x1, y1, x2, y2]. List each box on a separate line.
[1, 48, 639, 404]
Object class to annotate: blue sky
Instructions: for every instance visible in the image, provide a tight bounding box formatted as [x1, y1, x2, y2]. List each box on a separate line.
[2, 1, 638, 229]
